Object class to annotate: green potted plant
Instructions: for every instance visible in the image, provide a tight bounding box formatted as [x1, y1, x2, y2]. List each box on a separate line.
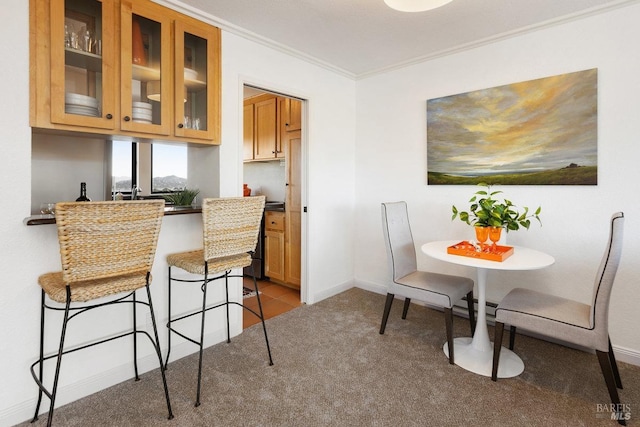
[163, 187, 200, 207]
[451, 183, 542, 243]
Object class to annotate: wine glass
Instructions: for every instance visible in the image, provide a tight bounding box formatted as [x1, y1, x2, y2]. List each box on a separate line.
[474, 226, 489, 249]
[488, 226, 503, 251]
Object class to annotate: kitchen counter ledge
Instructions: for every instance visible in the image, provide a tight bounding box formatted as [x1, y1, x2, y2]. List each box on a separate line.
[24, 206, 202, 226]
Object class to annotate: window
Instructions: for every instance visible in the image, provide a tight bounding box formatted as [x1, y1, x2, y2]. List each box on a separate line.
[111, 141, 187, 195]
[152, 144, 188, 192]
[112, 140, 134, 192]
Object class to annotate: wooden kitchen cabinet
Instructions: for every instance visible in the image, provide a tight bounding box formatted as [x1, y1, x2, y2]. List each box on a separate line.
[282, 98, 302, 132]
[265, 211, 285, 282]
[284, 129, 302, 288]
[30, 0, 221, 144]
[243, 94, 282, 161]
[243, 103, 255, 160]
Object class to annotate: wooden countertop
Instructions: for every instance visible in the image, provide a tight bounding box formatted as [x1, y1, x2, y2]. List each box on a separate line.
[24, 206, 202, 226]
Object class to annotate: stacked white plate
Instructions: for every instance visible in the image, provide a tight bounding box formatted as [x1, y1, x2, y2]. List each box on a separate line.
[65, 93, 99, 117]
[132, 101, 153, 123]
[184, 68, 198, 81]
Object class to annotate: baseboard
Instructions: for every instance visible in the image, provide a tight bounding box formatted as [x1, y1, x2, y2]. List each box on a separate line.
[0, 325, 233, 427]
[354, 281, 640, 367]
[309, 279, 356, 304]
[1, 351, 163, 427]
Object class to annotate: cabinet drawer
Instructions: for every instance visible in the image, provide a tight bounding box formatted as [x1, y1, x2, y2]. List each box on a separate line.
[265, 211, 285, 232]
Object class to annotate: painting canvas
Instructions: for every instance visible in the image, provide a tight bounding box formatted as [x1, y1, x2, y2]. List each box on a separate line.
[427, 69, 597, 185]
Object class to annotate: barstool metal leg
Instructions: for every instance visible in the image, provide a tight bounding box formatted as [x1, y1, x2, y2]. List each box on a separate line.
[31, 291, 46, 423]
[145, 281, 174, 420]
[133, 292, 139, 381]
[46, 287, 72, 427]
[225, 272, 231, 343]
[252, 265, 273, 365]
[165, 266, 173, 369]
[195, 263, 209, 407]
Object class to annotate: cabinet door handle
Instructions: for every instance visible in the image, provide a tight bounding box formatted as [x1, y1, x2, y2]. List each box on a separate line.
[178, 123, 184, 128]
[105, 113, 113, 120]
[123, 115, 131, 122]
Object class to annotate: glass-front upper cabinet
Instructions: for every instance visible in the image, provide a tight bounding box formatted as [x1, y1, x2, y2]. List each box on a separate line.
[174, 20, 220, 141]
[50, 0, 117, 129]
[120, 1, 171, 136]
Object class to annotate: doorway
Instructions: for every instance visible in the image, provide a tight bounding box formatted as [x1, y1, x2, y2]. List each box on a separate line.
[242, 84, 306, 308]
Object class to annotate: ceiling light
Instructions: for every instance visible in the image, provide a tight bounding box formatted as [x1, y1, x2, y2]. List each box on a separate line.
[384, 0, 453, 12]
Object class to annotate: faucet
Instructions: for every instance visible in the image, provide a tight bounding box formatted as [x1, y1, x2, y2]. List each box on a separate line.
[131, 185, 141, 200]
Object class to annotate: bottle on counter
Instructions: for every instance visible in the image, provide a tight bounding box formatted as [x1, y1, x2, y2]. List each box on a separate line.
[75, 182, 91, 202]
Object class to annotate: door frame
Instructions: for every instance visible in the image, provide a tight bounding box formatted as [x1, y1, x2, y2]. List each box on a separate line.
[239, 79, 309, 304]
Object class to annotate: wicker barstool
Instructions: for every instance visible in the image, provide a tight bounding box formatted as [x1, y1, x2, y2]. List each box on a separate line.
[164, 196, 273, 407]
[30, 201, 173, 426]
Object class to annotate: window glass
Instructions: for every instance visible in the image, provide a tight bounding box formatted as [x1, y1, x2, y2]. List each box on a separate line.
[152, 144, 187, 192]
[112, 140, 133, 192]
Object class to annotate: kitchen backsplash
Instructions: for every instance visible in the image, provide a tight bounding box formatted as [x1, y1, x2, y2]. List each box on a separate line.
[243, 160, 286, 202]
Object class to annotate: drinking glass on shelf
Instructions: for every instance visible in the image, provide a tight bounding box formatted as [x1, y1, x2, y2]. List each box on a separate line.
[40, 203, 55, 216]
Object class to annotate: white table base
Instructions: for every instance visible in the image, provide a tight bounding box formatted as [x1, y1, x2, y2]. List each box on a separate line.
[444, 337, 523, 378]
[445, 267, 523, 378]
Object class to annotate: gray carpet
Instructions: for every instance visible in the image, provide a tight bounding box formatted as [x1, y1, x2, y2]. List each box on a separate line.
[20, 288, 640, 426]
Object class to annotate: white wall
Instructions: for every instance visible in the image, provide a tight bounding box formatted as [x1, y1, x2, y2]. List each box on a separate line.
[0, 2, 356, 425]
[354, 3, 640, 362]
[31, 134, 107, 213]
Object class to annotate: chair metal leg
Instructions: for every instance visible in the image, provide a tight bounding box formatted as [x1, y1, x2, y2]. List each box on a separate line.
[47, 287, 72, 427]
[401, 298, 411, 319]
[492, 321, 505, 381]
[195, 265, 209, 407]
[145, 282, 174, 420]
[379, 293, 395, 334]
[465, 291, 476, 335]
[225, 273, 231, 343]
[31, 291, 46, 423]
[252, 269, 274, 366]
[509, 325, 516, 350]
[597, 350, 626, 426]
[132, 292, 139, 381]
[444, 307, 454, 365]
[164, 266, 173, 369]
[608, 338, 623, 389]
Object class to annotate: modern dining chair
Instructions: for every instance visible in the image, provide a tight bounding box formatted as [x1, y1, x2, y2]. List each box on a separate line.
[379, 201, 476, 364]
[491, 212, 626, 424]
[30, 200, 172, 427]
[164, 196, 273, 407]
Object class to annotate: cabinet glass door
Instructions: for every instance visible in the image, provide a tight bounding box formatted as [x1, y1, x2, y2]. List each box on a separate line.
[120, 2, 170, 135]
[50, 0, 116, 129]
[174, 20, 220, 141]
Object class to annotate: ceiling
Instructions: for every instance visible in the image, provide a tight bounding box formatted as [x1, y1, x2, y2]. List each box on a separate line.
[171, 0, 636, 78]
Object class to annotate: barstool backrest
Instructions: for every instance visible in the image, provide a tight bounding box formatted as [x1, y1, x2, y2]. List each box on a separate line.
[54, 200, 165, 284]
[202, 196, 266, 261]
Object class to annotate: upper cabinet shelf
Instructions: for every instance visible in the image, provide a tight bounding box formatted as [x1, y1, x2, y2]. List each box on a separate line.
[65, 48, 102, 72]
[131, 64, 160, 82]
[30, 0, 221, 145]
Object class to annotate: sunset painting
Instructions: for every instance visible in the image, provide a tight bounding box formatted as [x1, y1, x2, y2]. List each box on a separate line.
[427, 69, 597, 185]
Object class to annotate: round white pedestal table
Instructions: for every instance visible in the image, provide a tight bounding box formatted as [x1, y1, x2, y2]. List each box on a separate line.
[421, 240, 555, 378]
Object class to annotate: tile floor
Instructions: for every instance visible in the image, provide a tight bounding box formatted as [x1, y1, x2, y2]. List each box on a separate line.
[242, 277, 302, 329]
